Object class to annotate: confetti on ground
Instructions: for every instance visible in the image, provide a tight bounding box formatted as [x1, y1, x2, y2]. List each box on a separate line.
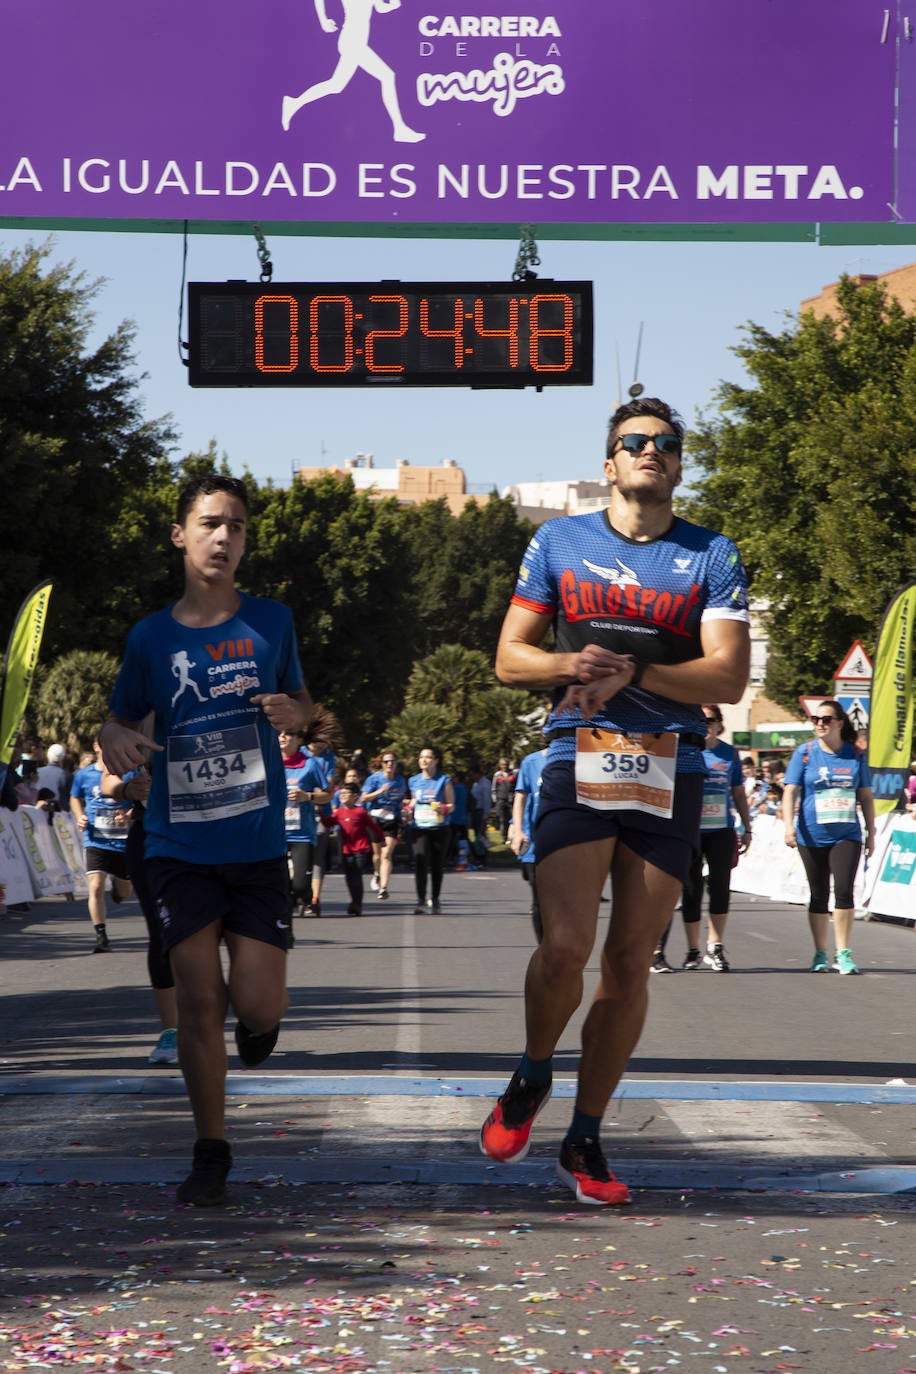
[1, 1184, 916, 1372]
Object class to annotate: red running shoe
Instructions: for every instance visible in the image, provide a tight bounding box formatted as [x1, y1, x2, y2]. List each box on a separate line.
[479, 1071, 552, 1163]
[556, 1136, 631, 1206]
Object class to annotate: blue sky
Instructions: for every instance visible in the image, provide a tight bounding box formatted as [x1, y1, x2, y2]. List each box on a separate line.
[4, 226, 916, 495]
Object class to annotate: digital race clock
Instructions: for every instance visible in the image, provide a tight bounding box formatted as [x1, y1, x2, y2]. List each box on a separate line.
[187, 280, 593, 389]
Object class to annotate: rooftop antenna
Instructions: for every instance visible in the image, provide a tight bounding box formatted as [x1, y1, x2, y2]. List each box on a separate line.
[628, 322, 645, 398]
[612, 325, 645, 410]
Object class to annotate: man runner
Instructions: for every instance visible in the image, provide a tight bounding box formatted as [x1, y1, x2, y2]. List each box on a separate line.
[100, 474, 313, 1206]
[478, 398, 750, 1204]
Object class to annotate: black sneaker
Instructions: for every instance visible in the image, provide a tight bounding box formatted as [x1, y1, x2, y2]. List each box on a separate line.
[479, 1071, 552, 1162]
[176, 1137, 232, 1206]
[682, 948, 702, 971]
[235, 1021, 279, 1068]
[93, 927, 110, 954]
[650, 952, 674, 973]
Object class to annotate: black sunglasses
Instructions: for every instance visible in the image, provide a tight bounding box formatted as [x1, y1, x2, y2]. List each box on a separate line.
[811, 715, 840, 726]
[614, 432, 681, 456]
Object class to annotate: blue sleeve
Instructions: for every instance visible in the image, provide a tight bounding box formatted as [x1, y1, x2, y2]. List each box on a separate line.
[109, 622, 153, 723]
[857, 754, 872, 788]
[512, 523, 556, 613]
[701, 536, 750, 620]
[784, 745, 806, 788]
[727, 748, 743, 788]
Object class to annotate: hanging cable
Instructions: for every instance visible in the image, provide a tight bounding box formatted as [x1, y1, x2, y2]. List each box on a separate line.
[512, 224, 540, 282]
[253, 223, 274, 283]
[177, 220, 190, 367]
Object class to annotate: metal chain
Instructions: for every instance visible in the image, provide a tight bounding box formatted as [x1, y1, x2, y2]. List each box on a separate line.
[253, 223, 274, 283]
[512, 224, 541, 282]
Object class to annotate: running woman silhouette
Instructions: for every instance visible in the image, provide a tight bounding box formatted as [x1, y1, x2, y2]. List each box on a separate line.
[282, 0, 424, 142]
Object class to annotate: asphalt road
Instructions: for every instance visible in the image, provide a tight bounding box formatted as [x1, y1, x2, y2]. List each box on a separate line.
[2, 864, 915, 1373]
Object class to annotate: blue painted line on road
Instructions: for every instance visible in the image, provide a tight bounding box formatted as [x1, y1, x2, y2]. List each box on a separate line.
[1, 1073, 915, 1104]
[1, 1154, 915, 1195]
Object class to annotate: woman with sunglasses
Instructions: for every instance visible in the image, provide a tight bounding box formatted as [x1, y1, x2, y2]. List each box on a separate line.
[359, 751, 408, 900]
[782, 700, 875, 975]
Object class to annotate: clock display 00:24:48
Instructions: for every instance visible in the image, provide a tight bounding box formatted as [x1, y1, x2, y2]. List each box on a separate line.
[188, 280, 594, 388]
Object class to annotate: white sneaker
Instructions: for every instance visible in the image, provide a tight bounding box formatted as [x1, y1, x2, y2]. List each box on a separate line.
[370, 874, 380, 892]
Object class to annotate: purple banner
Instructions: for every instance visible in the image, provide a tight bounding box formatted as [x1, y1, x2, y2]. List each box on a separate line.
[0, 0, 897, 226]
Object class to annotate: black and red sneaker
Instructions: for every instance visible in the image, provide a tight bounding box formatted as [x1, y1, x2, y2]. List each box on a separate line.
[479, 1071, 552, 1163]
[556, 1136, 631, 1206]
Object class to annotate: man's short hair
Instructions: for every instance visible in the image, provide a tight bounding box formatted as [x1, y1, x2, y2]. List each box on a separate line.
[47, 744, 67, 766]
[175, 474, 249, 526]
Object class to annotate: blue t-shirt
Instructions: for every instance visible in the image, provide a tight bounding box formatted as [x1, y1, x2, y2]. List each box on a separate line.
[70, 762, 131, 852]
[450, 781, 468, 827]
[109, 593, 304, 865]
[784, 739, 871, 847]
[516, 748, 548, 864]
[699, 740, 743, 832]
[360, 770, 408, 822]
[284, 753, 326, 844]
[408, 771, 451, 828]
[310, 749, 337, 822]
[512, 512, 749, 772]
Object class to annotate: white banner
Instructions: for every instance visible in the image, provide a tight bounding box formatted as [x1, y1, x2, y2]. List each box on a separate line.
[731, 811, 890, 913]
[0, 805, 89, 901]
[53, 811, 89, 897]
[865, 814, 916, 922]
[0, 807, 35, 906]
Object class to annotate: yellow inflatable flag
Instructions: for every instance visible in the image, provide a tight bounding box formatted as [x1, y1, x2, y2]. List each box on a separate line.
[867, 582, 916, 815]
[0, 580, 53, 767]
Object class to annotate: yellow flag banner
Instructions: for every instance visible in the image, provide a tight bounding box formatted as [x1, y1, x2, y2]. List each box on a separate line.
[0, 580, 53, 767]
[867, 582, 916, 816]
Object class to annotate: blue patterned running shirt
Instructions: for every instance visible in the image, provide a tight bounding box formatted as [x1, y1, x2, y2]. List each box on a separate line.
[512, 511, 749, 769]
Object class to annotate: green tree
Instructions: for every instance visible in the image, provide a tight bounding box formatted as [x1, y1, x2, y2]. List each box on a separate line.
[683, 276, 916, 708]
[402, 495, 534, 657]
[35, 649, 121, 753]
[242, 474, 415, 748]
[0, 241, 178, 659]
[387, 644, 539, 773]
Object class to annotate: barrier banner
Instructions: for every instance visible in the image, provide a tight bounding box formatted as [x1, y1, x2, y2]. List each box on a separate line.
[868, 582, 916, 815]
[866, 814, 916, 922]
[8, 807, 68, 897]
[731, 812, 876, 911]
[53, 811, 89, 897]
[0, 808, 34, 907]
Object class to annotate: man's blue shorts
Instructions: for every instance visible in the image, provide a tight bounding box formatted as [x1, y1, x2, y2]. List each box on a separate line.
[533, 759, 703, 885]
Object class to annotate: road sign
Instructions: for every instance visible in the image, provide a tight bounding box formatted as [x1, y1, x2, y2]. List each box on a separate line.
[835, 694, 870, 731]
[834, 640, 873, 683]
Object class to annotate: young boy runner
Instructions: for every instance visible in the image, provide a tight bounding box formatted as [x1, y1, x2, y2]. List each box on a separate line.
[100, 474, 313, 1206]
[328, 783, 386, 915]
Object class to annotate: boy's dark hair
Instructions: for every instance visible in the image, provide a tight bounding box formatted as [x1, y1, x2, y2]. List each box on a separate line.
[606, 397, 684, 458]
[175, 474, 249, 526]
